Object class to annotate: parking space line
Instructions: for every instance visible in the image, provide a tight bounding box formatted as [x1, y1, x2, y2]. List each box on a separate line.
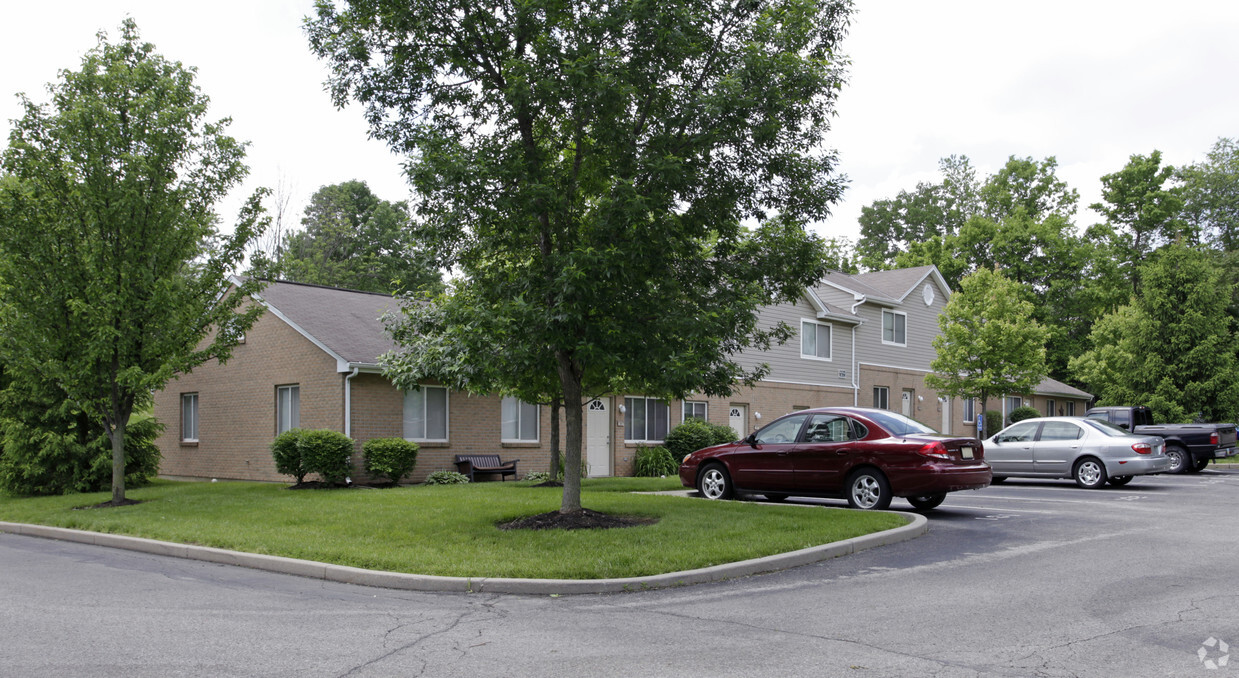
[937, 503, 1060, 515]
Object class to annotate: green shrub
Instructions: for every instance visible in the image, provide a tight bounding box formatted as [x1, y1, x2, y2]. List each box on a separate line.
[984, 410, 1004, 437]
[1009, 406, 1041, 424]
[362, 438, 419, 485]
[524, 471, 551, 483]
[298, 429, 354, 485]
[271, 428, 308, 483]
[0, 412, 162, 496]
[665, 419, 715, 462]
[425, 470, 470, 485]
[632, 445, 677, 477]
[556, 455, 589, 479]
[709, 422, 739, 445]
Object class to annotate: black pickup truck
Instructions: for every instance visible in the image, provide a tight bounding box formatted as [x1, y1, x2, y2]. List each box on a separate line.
[1085, 406, 1238, 474]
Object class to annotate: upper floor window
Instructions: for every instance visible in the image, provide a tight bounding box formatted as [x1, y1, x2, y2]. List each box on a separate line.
[276, 385, 299, 434]
[873, 386, 889, 410]
[181, 393, 199, 442]
[501, 397, 539, 442]
[625, 396, 669, 443]
[800, 319, 831, 360]
[882, 310, 907, 346]
[405, 386, 449, 442]
[683, 400, 707, 422]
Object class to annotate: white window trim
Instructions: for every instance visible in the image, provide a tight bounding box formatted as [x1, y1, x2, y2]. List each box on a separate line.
[405, 386, 450, 443]
[276, 384, 300, 435]
[500, 396, 540, 443]
[181, 393, 199, 443]
[799, 318, 833, 361]
[881, 310, 907, 347]
[625, 396, 670, 443]
[682, 400, 708, 423]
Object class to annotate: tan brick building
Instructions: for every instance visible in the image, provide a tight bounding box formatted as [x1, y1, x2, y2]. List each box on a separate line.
[154, 267, 1091, 483]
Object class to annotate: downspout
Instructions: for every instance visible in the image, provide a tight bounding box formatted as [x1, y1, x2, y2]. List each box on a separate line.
[344, 366, 359, 437]
[850, 295, 866, 407]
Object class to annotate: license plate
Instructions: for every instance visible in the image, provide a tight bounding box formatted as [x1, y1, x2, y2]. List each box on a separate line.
[961, 446, 974, 459]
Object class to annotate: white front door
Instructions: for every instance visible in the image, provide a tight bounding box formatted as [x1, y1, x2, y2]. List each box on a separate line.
[941, 398, 951, 435]
[729, 404, 748, 438]
[585, 399, 611, 477]
[902, 390, 913, 418]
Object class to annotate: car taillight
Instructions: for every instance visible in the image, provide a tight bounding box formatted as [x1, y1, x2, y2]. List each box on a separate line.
[1211, 432, 1220, 445]
[918, 441, 952, 460]
[1132, 443, 1152, 455]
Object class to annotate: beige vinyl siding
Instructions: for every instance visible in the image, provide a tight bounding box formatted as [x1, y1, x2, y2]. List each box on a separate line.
[853, 277, 949, 372]
[732, 295, 852, 389]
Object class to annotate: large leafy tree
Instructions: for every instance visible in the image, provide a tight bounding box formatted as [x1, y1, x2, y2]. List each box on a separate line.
[925, 267, 1048, 436]
[1070, 244, 1239, 423]
[280, 180, 442, 295]
[1178, 137, 1239, 251]
[1089, 150, 1185, 293]
[0, 21, 266, 504]
[308, 0, 850, 514]
[857, 155, 979, 270]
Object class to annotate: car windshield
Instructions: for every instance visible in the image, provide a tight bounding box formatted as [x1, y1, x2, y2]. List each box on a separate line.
[865, 410, 937, 436]
[1083, 418, 1138, 437]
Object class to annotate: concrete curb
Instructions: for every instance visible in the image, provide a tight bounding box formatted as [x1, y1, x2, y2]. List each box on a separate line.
[0, 512, 927, 596]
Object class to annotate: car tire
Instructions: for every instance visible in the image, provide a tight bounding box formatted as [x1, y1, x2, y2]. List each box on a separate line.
[1192, 458, 1210, 473]
[845, 468, 892, 510]
[990, 476, 1007, 484]
[1073, 457, 1107, 489]
[1108, 475, 1134, 487]
[907, 493, 946, 511]
[763, 493, 789, 502]
[697, 464, 734, 500]
[1164, 445, 1189, 474]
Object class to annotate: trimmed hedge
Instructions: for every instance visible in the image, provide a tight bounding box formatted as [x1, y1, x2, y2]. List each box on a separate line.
[362, 437, 419, 485]
[271, 428, 354, 485]
[271, 428, 308, 483]
[665, 419, 738, 462]
[1009, 406, 1041, 424]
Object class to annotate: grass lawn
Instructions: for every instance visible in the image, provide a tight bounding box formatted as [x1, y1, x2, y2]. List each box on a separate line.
[0, 477, 905, 580]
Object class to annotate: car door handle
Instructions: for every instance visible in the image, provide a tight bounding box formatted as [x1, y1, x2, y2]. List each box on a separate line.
[834, 449, 851, 456]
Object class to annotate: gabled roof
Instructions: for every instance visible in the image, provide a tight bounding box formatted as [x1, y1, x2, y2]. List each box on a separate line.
[820, 265, 948, 306]
[1033, 377, 1092, 400]
[244, 279, 398, 370]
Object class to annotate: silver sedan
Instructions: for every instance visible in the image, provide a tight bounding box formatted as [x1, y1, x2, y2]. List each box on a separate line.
[984, 416, 1171, 488]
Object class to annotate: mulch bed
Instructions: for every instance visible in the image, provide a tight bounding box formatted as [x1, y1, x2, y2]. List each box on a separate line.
[498, 508, 657, 531]
[531, 480, 564, 488]
[74, 498, 143, 510]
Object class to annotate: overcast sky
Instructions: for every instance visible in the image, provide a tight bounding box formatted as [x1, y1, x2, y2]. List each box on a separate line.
[3, 1, 1237, 247]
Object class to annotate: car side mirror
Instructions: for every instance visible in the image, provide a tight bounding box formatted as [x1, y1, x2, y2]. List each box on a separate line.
[745, 433, 758, 448]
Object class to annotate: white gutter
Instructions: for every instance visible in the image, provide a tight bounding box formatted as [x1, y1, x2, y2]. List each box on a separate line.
[344, 367, 360, 437]
[850, 295, 865, 406]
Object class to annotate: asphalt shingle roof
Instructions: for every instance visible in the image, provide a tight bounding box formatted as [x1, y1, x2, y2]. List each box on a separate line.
[254, 280, 398, 366]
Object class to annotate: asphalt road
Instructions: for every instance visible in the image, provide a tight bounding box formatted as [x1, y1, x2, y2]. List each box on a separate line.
[2, 470, 1238, 677]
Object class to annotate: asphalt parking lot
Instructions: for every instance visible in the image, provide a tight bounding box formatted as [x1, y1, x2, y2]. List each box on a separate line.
[2, 469, 1237, 677]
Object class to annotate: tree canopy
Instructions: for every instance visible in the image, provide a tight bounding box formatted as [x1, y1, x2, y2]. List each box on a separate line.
[924, 267, 1048, 435]
[278, 180, 442, 295]
[308, 0, 853, 514]
[0, 20, 266, 503]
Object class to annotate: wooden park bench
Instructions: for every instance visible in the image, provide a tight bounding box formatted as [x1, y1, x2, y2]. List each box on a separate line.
[453, 454, 520, 482]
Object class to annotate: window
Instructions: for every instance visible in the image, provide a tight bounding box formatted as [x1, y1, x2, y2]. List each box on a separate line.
[753, 414, 807, 444]
[501, 397, 539, 442]
[1040, 421, 1083, 441]
[800, 320, 831, 360]
[882, 310, 907, 346]
[1046, 399, 1056, 417]
[873, 386, 889, 410]
[625, 396, 669, 442]
[1005, 396, 1022, 418]
[996, 421, 1039, 443]
[404, 386, 448, 441]
[803, 414, 855, 443]
[682, 401, 707, 422]
[1066, 402, 1076, 417]
[276, 385, 299, 434]
[181, 393, 198, 442]
[963, 398, 976, 423]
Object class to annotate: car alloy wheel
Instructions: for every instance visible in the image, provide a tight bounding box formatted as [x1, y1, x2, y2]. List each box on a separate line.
[1164, 446, 1188, 474]
[846, 469, 892, 510]
[697, 464, 733, 500]
[1074, 457, 1107, 489]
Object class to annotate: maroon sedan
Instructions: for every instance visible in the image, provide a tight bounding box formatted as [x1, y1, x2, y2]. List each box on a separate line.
[679, 407, 991, 510]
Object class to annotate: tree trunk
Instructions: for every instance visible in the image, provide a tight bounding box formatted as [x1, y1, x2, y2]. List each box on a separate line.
[110, 415, 126, 505]
[549, 398, 562, 477]
[556, 351, 584, 514]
